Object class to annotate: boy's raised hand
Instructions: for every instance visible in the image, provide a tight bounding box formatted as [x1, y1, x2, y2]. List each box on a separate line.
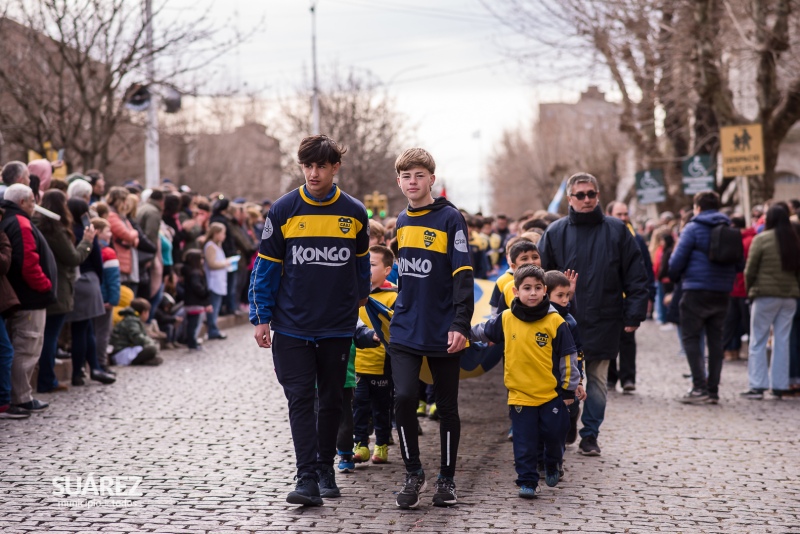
[564, 269, 578, 295]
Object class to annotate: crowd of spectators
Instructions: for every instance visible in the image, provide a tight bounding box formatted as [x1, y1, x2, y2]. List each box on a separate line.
[0, 159, 270, 419]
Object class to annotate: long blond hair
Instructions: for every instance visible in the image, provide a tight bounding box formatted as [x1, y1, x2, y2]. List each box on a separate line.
[204, 221, 226, 245]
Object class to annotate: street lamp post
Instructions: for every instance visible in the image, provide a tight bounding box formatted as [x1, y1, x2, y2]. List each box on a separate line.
[310, 0, 320, 135]
[144, 0, 160, 188]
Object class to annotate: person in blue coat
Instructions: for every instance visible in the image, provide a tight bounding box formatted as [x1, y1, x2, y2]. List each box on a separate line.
[669, 190, 743, 405]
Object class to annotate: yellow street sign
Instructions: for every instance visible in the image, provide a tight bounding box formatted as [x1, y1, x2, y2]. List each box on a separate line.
[720, 123, 764, 177]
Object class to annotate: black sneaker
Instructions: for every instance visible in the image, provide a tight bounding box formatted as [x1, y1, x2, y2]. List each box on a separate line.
[578, 436, 601, 456]
[286, 475, 323, 506]
[14, 399, 49, 412]
[678, 388, 709, 404]
[316, 466, 341, 498]
[432, 476, 457, 507]
[622, 381, 636, 394]
[396, 470, 426, 509]
[0, 405, 30, 419]
[705, 393, 719, 404]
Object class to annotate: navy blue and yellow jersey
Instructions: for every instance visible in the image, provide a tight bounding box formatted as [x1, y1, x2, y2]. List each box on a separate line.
[489, 269, 514, 312]
[356, 283, 397, 375]
[389, 198, 474, 353]
[472, 302, 579, 406]
[248, 184, 371, 339]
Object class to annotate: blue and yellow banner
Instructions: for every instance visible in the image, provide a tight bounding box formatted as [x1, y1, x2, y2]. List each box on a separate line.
[365, 278, 502, 383]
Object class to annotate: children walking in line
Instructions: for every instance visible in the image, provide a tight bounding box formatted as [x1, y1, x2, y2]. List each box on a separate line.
[471, 264, 579, 498]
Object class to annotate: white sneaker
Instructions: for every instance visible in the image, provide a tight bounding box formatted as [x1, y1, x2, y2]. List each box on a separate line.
[659, 323, 675, 331]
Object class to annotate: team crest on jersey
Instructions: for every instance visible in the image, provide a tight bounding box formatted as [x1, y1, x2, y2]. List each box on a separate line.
[262, 217, 273, 239]
[535, 332, 549, 347]
[423, 230, 436, 248]
[338, 217, 353, 234]
[514, 406, 523, 413]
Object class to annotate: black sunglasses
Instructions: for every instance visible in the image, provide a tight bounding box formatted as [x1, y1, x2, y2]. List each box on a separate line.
[570, 191, 598, 201]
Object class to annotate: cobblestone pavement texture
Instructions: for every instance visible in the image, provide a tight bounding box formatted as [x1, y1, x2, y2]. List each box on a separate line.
[1, 320, 799, 533]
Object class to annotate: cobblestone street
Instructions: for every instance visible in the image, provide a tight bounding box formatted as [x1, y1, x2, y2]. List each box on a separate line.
[1, 320, 798, 533]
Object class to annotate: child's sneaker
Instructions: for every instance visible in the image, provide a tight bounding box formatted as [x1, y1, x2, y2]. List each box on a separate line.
[545, 466, 559, 487]
[518, 485, 538, 499]
[416, 400, 427, 416]
[428, 403, 439, 420]
[337, 451, 355, 473]
[353, 442, 370, 463]
[371, 444, 389, 464]
[507, 426, 513, 441]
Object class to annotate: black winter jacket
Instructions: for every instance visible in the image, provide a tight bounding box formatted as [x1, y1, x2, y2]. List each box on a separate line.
[538, 205, 649, 361]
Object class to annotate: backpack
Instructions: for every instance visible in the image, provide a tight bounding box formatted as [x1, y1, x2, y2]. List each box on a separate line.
[708, 224, 744, 264]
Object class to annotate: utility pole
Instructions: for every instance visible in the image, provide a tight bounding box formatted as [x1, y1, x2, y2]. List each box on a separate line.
[144, 0, 160, 188]
[310, 0, 320, 135]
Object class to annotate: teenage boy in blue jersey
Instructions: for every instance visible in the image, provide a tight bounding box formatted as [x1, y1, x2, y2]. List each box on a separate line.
[390, 148, 474, 509]
[249, 135, 371, 506]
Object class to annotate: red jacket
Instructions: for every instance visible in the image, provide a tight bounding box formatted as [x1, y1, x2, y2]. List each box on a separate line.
[731, 227, 756, 298]
[0, 200, 56, 310]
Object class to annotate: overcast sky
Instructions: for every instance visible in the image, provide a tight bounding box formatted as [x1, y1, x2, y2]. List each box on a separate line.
[170, 0, 591, 212]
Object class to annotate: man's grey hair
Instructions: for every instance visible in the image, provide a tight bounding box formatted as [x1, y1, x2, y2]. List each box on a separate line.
[67, 178, 93, 201]
[566, 172, 599, 195]
[1, 161, 29, 186]
[4, 183, 34, 205]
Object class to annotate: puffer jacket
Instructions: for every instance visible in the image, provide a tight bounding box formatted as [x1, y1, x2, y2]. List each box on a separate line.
[0, 199, 56, 310]
[110, 307, 157, 353]
[107, 210, 139, 275]
[668, 210, 741, 293]
[745, 229, 800, 299]
[539, 205, 649, 361]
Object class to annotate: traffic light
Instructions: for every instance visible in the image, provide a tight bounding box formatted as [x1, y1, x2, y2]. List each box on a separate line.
[364, 190, 389, 219]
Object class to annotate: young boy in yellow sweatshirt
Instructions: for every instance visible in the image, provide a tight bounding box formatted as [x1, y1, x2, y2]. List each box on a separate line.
[471, 264, 579, 498]
[352, 245, 398, 464]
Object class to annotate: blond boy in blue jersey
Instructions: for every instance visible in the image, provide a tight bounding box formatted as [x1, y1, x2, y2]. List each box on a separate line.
[471, 264, 579, 498]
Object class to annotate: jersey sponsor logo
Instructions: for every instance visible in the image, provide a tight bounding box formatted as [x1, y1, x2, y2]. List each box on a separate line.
[299, 222, 306, 230]
[535, 332, 549, 347]
[398, 256, 432, 278]
[454, 230, 468, 253]
[338, 217, 353, 234]
[291, 245, 351, 266]
[262, 217, 273, 239]
[423, 230, 436, 248]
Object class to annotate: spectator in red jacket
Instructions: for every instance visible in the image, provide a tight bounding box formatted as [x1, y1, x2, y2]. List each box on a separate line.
[0, 184, 56, 413]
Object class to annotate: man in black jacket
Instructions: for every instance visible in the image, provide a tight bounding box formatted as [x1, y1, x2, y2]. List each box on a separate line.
[539, 174, 649, 456]
[606, 201, 656, 393]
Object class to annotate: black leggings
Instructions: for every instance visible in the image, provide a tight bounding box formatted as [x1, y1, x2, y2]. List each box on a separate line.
[390, 343, 461, 478]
